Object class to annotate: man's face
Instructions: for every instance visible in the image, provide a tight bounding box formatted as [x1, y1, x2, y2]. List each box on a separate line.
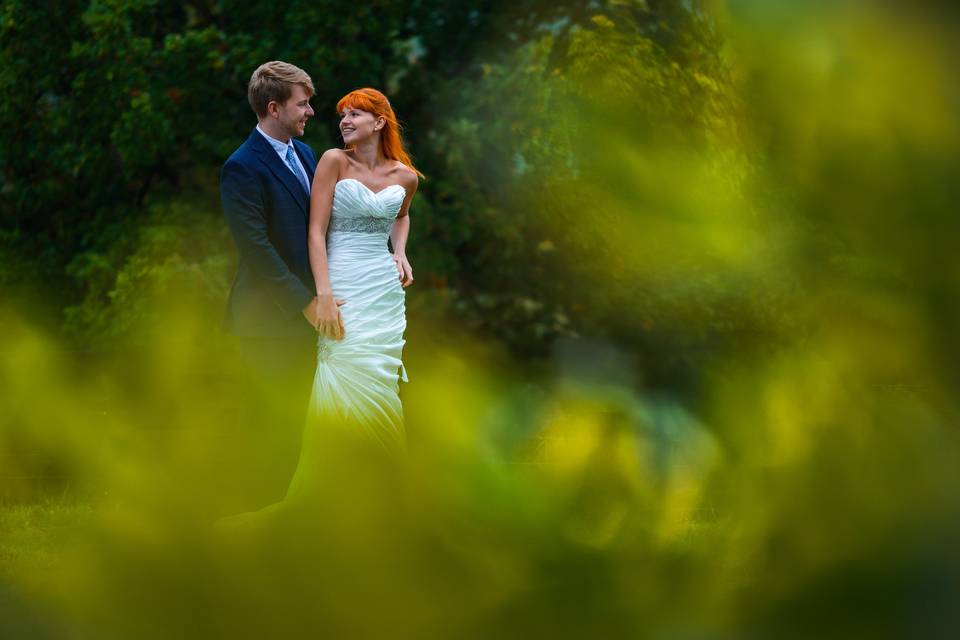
[274, 84, 314, 138]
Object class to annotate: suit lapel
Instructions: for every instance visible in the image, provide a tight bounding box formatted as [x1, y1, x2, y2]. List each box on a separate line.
[249, 129, 309, 216]
[294, 142, 316, 188]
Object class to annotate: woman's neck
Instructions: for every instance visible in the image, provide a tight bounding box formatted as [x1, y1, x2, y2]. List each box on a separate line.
[350, 137, 385, 171]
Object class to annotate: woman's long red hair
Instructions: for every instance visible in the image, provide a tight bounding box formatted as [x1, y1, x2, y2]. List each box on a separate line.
[337, 88, 424, 178]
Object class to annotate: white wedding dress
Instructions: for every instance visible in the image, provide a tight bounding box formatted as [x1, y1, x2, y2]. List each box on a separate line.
[285, 178, 408, 492]
[216, 178, 408, 528]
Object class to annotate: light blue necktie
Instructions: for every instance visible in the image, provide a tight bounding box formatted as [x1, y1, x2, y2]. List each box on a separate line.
[284, 146, 310, 195]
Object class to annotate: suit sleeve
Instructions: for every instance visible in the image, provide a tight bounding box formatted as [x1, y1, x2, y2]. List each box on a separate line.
[220, 159, 314, 316]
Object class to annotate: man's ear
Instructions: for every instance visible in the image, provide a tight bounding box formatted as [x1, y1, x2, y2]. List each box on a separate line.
[266, 100, 280, 119]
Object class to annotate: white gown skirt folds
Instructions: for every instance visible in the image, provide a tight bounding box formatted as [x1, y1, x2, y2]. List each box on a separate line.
[291, 178, 409, 493]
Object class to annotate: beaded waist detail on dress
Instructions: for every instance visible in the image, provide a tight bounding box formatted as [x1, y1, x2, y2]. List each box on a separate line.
[328, 215, 394, 234]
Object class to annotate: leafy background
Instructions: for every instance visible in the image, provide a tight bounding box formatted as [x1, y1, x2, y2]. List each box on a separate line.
[2, 1, 959, 637]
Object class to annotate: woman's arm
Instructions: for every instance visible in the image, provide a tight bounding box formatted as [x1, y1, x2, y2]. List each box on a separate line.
[308, 149, 346, 339]
[390, 172, 419, 287]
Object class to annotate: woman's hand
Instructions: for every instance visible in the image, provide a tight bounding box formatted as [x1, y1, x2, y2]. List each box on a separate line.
[392, 253, 414, 288]
[315, 293, 346, 340]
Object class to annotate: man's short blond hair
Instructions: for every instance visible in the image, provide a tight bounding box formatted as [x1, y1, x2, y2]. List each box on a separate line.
[247, 61, 315, 118]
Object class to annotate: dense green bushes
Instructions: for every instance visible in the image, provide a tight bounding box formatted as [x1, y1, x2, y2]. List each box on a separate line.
[3, 1, 748, 382]
[11, 1, 953, 393]
[62, 190, 232, 347]
[411, 7, 773, 388]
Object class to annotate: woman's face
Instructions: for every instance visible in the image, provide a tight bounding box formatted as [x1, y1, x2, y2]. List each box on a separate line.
[340, 107, 381, 144]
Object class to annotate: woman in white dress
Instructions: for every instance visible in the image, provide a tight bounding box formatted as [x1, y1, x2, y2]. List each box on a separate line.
[216, 89, 418, 529]
[286, 88, 420, 494]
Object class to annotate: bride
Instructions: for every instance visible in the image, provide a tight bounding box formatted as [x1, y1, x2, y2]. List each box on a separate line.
[285, 88, 420, 494]
[216, 88, 418, 529]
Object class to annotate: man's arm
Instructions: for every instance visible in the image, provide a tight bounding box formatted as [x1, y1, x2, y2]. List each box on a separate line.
[220, 159, 313, 316]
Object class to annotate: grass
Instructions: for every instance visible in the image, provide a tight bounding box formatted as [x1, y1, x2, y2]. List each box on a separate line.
[0, 494, 93, 581]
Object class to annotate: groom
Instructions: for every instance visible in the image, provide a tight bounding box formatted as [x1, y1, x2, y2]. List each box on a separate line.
[220, 61, 322, 505]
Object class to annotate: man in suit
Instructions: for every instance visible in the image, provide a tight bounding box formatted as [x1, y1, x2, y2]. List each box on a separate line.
[220, 61, 322, 506]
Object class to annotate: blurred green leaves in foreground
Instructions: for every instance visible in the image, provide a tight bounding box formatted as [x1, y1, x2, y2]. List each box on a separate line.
[3, 0, 960, 637]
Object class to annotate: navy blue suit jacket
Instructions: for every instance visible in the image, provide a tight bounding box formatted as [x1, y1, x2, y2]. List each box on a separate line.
[221, 128, 318, 336]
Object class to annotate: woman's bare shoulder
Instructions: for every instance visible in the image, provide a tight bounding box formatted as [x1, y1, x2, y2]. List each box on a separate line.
[392, 162, 419, 190]
[315, 149, 350, 177]
[319, 148, 349, 162]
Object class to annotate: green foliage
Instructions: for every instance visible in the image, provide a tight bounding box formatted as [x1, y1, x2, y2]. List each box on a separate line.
[2, 0, 738, 372]
[410, 4, 766, 389]
[1, 288, 959, 637]
[0, 0, 473, 291]
[1, 1, 960, 636]
[3, 0, 956, 379]
[0, 496, 92, 578]
[62, 193, 232, 347]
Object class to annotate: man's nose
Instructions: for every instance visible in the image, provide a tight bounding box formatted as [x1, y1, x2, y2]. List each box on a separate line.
[306, 105, 315, 116]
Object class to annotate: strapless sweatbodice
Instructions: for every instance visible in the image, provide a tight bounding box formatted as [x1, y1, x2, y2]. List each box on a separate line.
[329, 178, 406, 236]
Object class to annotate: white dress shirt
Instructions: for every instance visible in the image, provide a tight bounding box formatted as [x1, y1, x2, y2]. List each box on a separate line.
[256, 124, 310, 194]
